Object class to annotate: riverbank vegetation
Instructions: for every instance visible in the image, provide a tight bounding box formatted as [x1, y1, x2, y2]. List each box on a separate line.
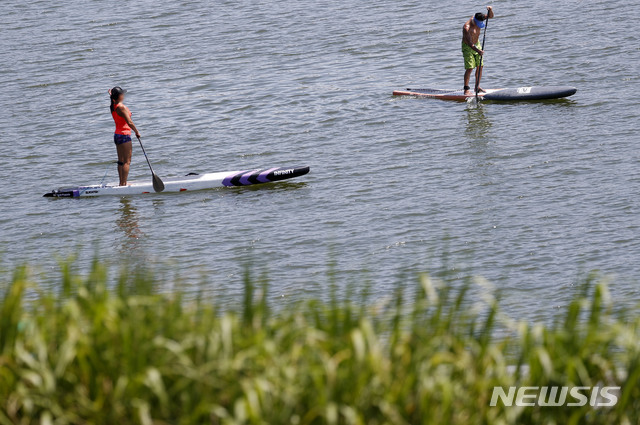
[1, 262, 639, 424]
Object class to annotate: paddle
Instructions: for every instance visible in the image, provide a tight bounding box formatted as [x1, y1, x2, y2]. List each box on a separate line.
[136, 135, 165, 192]
[475, 13, 489, 99]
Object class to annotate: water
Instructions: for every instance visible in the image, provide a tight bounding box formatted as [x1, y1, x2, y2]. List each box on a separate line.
[1, 0, 639, 319]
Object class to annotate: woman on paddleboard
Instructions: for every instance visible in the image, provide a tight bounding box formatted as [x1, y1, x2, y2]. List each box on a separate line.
[109, 86, 141, 186]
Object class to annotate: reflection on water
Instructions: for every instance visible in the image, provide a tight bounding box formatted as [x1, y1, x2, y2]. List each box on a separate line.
[116, 198, 144, 253]
[151, 198, 166, 216]
[464, 101, 492, 141]
[463, 102, 498, 182]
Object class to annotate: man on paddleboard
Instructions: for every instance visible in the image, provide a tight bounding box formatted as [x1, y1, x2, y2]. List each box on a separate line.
[462, 6, 494, 95]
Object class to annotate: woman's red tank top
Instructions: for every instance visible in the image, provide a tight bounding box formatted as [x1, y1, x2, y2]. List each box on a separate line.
[112, 103, 132, 135]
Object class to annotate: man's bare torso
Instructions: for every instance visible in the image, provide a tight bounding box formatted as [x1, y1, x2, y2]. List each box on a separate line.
[462, 18, 481, 45]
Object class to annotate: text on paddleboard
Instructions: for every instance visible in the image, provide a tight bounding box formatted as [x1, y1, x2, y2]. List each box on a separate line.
[273, 169, 294, 176]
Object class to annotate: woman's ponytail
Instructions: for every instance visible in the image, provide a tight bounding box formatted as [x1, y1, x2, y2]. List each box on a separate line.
[109, 86, 126, 112]
[109, 89, 116, 112]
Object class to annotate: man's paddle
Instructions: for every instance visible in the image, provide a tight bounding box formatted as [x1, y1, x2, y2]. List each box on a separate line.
[475, 13, 489, 99]
[136, 135, 165, 192]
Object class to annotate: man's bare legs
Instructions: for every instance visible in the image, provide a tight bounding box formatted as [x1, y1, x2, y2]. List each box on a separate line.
[464, 67, 485, 95]
[464, 68, 473, 95]
[475, 66, 486, 93]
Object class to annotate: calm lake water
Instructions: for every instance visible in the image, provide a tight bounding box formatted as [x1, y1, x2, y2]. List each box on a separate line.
[1, 0, 639, 319]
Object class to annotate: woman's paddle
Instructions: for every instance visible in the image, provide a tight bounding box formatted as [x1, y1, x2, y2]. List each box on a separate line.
[475, 15, 489, 99]
[136, 135, 165, 192]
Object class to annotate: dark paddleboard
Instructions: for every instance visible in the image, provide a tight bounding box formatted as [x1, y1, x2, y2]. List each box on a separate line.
[393, 86, 577, 101]
[483, 86, 577, 101]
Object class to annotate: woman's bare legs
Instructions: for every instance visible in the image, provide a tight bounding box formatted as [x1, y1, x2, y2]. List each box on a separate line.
[116, 141, 132, 186]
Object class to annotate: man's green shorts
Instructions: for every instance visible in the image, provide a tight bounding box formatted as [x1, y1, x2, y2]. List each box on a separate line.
[462, 42, 484, 69]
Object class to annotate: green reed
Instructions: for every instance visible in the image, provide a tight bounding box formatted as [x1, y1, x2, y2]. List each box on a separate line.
[0, 262, 639, 424]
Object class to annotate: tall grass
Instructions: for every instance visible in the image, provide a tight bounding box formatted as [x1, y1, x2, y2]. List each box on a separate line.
[0, 262, 639, 424]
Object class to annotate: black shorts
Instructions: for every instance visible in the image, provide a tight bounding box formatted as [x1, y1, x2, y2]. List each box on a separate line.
[114, 133, 132, 145]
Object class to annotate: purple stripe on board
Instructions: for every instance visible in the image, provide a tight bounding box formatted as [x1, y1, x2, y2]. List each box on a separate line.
[239, 170, 259, 186]
[222, 170, 247, 187]
[257, 168, 278, 183]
